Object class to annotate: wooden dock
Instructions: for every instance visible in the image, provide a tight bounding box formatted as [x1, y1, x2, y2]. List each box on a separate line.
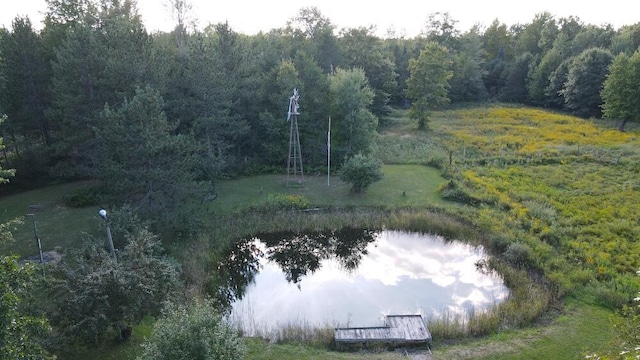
[334, 315, 431, 347]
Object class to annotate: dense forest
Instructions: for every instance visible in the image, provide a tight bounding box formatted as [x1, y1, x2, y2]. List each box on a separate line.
[2, 1, 640, 221]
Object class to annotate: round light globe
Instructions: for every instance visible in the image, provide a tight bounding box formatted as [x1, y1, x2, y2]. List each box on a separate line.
[99, 209, 107, 219]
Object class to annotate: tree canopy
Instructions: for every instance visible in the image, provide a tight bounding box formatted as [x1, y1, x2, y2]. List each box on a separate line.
[601, 49, 640, 131]
[1, 4, 639, 193]
[406, 41, 452, 129]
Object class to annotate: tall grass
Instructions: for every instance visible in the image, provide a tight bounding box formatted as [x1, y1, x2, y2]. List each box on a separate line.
[428, 260, 550, 341]
[178, 205, 551, 347]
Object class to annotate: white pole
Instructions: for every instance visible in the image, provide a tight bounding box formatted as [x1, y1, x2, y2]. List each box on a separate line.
[327, 116, 331, 186]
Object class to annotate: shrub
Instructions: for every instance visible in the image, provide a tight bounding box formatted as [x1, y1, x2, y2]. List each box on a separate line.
[338, 154, 383, 194]
[44, 227, 180, 345]
[249, 194, 309, 212]
[0, 256, 54, 360]
[439, 180, 480, 205]
[503, 242, 532, 268]
[62, 186, 101, 207]
[138, 298, 245, 360]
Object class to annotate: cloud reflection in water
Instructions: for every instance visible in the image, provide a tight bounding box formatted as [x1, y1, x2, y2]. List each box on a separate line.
[230, 230, 508, 331]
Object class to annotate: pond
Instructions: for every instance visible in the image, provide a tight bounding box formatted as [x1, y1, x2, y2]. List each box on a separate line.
[218, 229, 508, 333]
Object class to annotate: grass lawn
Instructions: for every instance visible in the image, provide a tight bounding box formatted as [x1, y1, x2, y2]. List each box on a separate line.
[434, 302, 617, 359]
[245, 338, 406, 360]
[210, 164, 450, 214]
[0, 181, 101, 258]
[54, 318, 153, 360]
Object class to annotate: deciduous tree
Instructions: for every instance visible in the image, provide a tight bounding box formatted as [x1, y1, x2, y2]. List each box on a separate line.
[328, 67, 377, 158]
[406, 42, 452, 129]
[339, 26, 397, 116]
[562, 47, 613, 118]
[339, 153, 383, 194]
[601, 50, 640, 131]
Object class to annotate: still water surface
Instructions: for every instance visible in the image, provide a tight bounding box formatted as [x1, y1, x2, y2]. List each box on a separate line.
[226, 229, 508, 331]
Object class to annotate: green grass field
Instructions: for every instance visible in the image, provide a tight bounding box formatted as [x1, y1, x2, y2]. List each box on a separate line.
[0, 181, 101, 257]
[435, 302, 617, 359]
[209, 164, 449, 214]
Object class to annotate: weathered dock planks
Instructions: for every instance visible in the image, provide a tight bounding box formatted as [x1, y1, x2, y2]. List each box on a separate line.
[386, 315, 431, 342]
[334, 315, 431, 346]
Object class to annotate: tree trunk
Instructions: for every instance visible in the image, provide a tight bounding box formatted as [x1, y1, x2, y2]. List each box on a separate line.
[619, 119, 629, 132]
[10, 131, 21, 158]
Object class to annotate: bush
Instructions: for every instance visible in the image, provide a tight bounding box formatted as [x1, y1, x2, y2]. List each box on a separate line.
[138, 298, 245, 360]
[439, 180, 481, 205]
[503, 242, 532, 268]
[62, 186, 101, 207]
[43, 227, 180, 345]
[248, 194, 309, 212]
[338, 154, 383, 194]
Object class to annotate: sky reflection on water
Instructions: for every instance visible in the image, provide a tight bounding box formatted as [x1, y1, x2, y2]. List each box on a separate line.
[230, 230, 508, 331]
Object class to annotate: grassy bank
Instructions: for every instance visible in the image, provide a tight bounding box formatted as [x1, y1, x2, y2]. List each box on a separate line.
[435, 301, 617, 359]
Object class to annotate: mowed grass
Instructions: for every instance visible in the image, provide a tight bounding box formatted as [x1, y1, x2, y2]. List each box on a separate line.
[245, 338, 405, 360]
[55, 319, 153, 360]
[0, 181, 102, 258]
[0, 164, 448, 257]
[210, 164, 449, 214]
[434, 302, 617, 360]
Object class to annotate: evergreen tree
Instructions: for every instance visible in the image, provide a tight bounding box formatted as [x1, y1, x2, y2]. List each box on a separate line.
[255, 59, 302, 166]
[93, 86, 214, 226]
[293, 51, 331, 165]
[44, 220, 180, 344]
[1, 17, 52, 146]
[48, 0, 150, 177]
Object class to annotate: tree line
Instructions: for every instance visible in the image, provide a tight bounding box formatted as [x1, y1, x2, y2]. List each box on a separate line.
[1, 0, 640, 224]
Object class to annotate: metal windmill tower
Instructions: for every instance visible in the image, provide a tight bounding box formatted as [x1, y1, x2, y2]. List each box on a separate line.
[286, 88, 304, 187]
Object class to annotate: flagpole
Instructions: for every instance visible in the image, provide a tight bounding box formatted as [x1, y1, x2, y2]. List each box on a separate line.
[327, 116, 331, 187]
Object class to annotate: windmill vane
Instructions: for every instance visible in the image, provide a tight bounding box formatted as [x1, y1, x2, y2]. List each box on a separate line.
[287, 88, 300, 120]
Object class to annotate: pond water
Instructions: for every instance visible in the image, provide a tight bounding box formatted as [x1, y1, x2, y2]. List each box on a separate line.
[221, 229, 508, 332]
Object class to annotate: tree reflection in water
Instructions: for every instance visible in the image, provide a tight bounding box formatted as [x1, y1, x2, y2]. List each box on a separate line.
[213, 228, 379, 309]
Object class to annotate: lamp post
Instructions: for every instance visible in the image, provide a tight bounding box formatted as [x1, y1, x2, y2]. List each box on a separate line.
[99, 209, 117, 263]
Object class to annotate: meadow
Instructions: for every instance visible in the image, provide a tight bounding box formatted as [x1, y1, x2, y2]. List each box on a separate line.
[431, 106, 640, 308]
